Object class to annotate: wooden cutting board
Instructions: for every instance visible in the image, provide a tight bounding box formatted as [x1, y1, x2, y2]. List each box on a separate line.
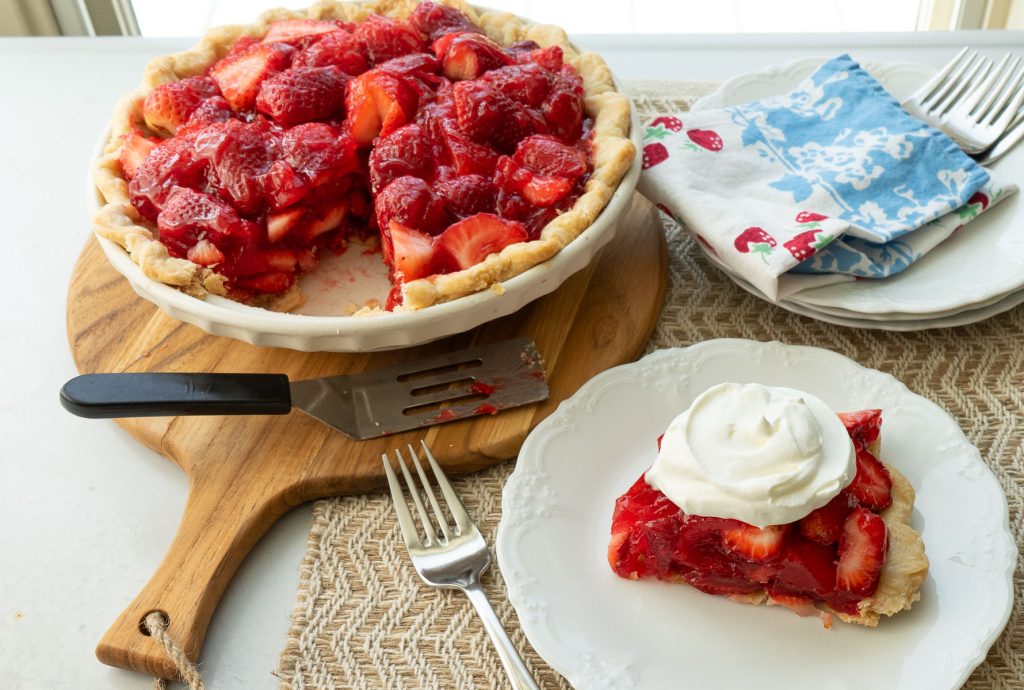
[66, 193, 667, 680]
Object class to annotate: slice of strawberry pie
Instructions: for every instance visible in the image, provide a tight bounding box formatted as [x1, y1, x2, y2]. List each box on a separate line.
[92, 0, 635, 312]
[608, 383, 929, 627]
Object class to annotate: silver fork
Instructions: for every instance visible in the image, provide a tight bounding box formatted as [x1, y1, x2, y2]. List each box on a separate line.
[383, 441, 541, 690]
[903, 47, 993, 131]
[942, 52, 1024, 154]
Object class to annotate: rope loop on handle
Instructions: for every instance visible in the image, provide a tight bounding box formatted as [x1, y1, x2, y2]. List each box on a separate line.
[144, 611, 205, 690]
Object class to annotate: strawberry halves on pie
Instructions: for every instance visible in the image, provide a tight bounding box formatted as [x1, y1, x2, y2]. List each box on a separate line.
[119, 1, 595, 309]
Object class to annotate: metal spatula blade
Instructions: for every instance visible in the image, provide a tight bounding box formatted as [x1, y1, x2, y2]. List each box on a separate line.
[289, 337, 548, 438]
[60, 337, 549, 440]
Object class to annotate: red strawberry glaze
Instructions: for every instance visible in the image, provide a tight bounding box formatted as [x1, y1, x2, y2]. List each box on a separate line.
[122, 1, 595, 307]
[608, 410, 891, 618]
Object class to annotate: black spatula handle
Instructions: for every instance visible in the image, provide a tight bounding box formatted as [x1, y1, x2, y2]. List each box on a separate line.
[60, 373, 292, 419]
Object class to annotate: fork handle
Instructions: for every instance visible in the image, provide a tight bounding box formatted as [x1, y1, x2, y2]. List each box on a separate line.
[464, 583, 541, 690]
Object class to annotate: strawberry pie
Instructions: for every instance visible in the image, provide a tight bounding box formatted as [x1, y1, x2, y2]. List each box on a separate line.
[92, 0, 634, 312]
[608, 383, 929, 627]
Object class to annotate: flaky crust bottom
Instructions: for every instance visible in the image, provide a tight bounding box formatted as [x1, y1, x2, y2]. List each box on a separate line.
[91, 0, 636, 313]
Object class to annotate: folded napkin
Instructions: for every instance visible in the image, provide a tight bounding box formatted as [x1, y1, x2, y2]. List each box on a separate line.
[638, 54, 1017, 301]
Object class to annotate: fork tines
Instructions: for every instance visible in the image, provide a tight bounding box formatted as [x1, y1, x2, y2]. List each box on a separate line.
[382, 441, 471, 548]
[909, 47, 992, 119]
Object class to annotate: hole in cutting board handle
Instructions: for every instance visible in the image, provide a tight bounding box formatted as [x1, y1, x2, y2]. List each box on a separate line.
[139, 610, 170, 636]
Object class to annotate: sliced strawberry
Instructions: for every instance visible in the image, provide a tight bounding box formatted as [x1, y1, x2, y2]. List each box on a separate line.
[798, 493, 854, 545]
[481, 63, 552, 108]
[409, 1, 480, 40]
[263, 160, 305, 210]
[453, 80, 543, 153]
[437, 122, 499, 176]
[774, 535, 837, 597]
[441, 32, 513, 81]
[435, 212, 528, 270]
[435, 174, 495, 219]
[267, 207, 305, 242]
[262, 18, 343, 46]
[846, 446, 893, 511]
[176, 96, 237, 137]
[209, 41, 295, 112]
[838, 409, 883, 449]
[495, 156, 574, 208]
[368, 123, 432, 192]
[388, 220, 436, 280]
[513, 45, 563, 72]
[374, 176, 447, 236]
[345, 69, 419, 146]
[521, 172, 573, 207]
[766, 591, 821, 618]
[836, 507, 888, 596]
[495, 186, 559, 239]
[119, 129, 160, 179]
[513, 134, 586, 177]
[186, 238, 226, 266]
[128, 138, 207, 220]
[375, 53, 441, 80]
[354, 14, 425, 65]
[721, 523, 788, 563]
[543, 68, 585, 141]
[255, 65, 349, 125]
[292, 29, 369, 74]
[262, 248, 311, 272]
[281, 122, 358, 182]
[304, 201, 348, 240]
[143, 76, 220, 135]
[156, 187, 259, 256]
[234, 271, 294, 294]
[194, 119, 280, 215]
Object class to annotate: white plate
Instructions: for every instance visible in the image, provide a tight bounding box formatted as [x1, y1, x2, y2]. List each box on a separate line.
[691, 57, 1024, 317]
[87, 102, 642, 353]
[497, 340, 1016, 689]
[700, 239, 1024, 330]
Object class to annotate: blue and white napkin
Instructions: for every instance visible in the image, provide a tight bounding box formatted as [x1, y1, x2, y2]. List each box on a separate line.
[638, 54, 1016, 301]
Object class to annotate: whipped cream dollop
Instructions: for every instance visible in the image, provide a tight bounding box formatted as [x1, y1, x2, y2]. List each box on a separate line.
[646, 382, 855, 527]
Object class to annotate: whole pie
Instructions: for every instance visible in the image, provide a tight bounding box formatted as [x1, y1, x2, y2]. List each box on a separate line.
[92, 0, 634, 312]
[608, 408, 929, 627]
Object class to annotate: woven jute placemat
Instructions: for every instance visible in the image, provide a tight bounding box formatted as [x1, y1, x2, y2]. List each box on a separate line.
[277, 80, 1024, 689]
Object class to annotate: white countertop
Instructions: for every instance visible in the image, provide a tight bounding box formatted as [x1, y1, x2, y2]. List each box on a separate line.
[2, 31, 1022, 689]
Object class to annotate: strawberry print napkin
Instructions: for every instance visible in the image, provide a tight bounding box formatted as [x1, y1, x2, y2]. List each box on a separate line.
[638, 54, 1017, 301]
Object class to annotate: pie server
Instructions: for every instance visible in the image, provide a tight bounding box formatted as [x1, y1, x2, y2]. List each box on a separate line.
[60, 337, 548, 439]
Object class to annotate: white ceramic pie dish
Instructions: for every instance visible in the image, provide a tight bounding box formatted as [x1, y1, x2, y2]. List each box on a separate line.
[86, 98, 642, 353]
[497, 339, 1016, 690]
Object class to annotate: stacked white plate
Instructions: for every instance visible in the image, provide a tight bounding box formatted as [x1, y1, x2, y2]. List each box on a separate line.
[688, 58, 1024, 331]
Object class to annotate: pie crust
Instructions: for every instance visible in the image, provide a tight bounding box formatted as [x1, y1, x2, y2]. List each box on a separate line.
[91, 0, 636, 311]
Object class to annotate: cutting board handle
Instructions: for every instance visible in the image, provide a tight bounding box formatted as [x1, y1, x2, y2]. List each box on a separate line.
[95, 469, 289, 679]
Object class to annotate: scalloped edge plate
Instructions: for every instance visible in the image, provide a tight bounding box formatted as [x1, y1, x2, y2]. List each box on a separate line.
[497, 339, 1015, 689]
[699, 238, 1024, 330]
[690, 57, 1024, 318]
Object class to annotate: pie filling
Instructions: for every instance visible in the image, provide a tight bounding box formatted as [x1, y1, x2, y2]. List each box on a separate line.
[117, 2, 593, 308]
[608, 410, 894, 618]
